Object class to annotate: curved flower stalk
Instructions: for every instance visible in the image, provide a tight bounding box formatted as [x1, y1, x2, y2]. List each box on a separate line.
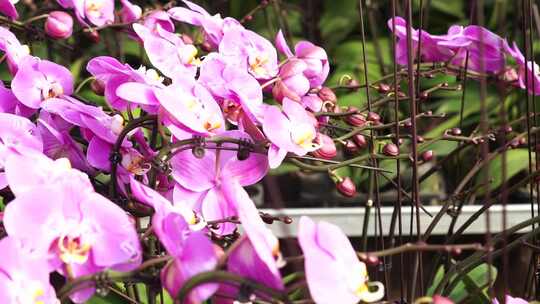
[298, 216, 384, 304]
[168, 0, 242, 49]
[171, 130, 269, 235]
[263, 98, 319, 168]
[3, 150, 141, 303]
[0, 237, 59, 304]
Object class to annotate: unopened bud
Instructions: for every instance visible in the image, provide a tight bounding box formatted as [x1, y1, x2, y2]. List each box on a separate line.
[421, 150, 433, 162]
[367, 111, 381, 123]
[352, 134, 368, 149]
[377, 83, 391, 94]
[317, 87, 337, 104]
[336, 177, 356, 197]
[344, 140, 359, 155]
[86, 30, 100, 43]
[45, 11, 73, 39]
[90, 79, 105, 96]
[450, 127, 462, 136]
[383, 143, 399, 156]
[311, 133, 337, 159]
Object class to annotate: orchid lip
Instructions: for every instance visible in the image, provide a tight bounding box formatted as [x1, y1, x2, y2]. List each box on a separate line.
[58, 234, 92, 265]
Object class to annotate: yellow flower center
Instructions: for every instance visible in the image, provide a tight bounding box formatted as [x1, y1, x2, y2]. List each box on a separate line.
[291, 124, 316, 150]
[86, 0, 104, 16]
[249, 54, 269, 78]
[42, 82, 64, 100]
[58, 234, 91, 265]
[179, 45, 201, 66]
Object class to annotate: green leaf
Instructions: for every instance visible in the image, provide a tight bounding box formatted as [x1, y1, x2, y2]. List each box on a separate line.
[475, 149, 533, 194]
[87, 292, 125, 304]
[427, 263, 497, 303]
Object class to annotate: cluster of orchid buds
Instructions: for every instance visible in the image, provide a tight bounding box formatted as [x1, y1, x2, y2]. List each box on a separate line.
[0, 0, 537, 303]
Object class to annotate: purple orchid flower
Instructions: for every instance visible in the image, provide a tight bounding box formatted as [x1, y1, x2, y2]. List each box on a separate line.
[72, 0, 114, 27]
[223, 179, 284, 291]
[298, 216, 384, 304]
[440, 25, 506, 73]
[170, 130, 268, 235]
[0, 0, 18, 20]
[504, 40, 540, 95]
[0, 81, 34, 117]
[119, 0, 141, 23]
[3, 150, 142, 303]
[272, 58, 311, 102]
[168, 0, 242, 49]
[153, 76, 225, 138]
[0, 237, 58, 304]
[198, 53, 265, 124]
[0, 26, 31, 74]
[130, 178, 219, 302]
[87, 56, 164, 111]
[262, 98, 319, 168]
[493, 295, 528, 304]
[0, 113, 42, 190]
[37, 111, 91, 172]
[387, 16, 455, 65]
[142, 10, 175, 33]
[275, 30, 330, 88]
[133, 23, 200, 80]
[11, 56, 73, 109]
[219, 27, 279, 80]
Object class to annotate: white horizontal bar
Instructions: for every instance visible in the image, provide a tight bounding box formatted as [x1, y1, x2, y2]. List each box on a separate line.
[260, 204, 539, 238]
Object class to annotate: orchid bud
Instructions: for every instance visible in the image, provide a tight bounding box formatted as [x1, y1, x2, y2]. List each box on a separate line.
[421, 150, 433, 162]
[344, 107, 366, 127]
[419, 91, 429, 100]
[312, 133, 337, 159]
[352, 134, 368, 149]
[450, 127, 462, 136]
[433, 295, 454, 304]
[90, 79, 105, 96]
[377, 83, 391, 94]
[336, 177, 356, 197]
[344, 140, 359, 155]
[383, 143, 399, 156]
[519, 137, 526, 145]
[367, 111, 381, 123]
[86, 30, 100, 43]
[317, 87, 337, 104]
[510, 138, 520, 149]
[45, 11, 73, 39]
[417, 136, 425, 143]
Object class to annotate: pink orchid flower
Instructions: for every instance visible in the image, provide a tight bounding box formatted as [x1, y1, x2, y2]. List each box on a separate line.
[219, 27, 279, 80]
[153, 76, 225, 138]
[3, 150, 142, 303]
[168, 0, 242, 49]
[504, 40, 540, 95]
[133, 23, 201, 80]
[298, 216, 384, 304]
[171, 130, 268, 235]
[198, 53, 265, 124]
[11, 56, 73, 109]
[0, 0, 18, 20]
[275, 30, 330, 88]
[0, 237, 59, 304]
[263, 98, 319, 168]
